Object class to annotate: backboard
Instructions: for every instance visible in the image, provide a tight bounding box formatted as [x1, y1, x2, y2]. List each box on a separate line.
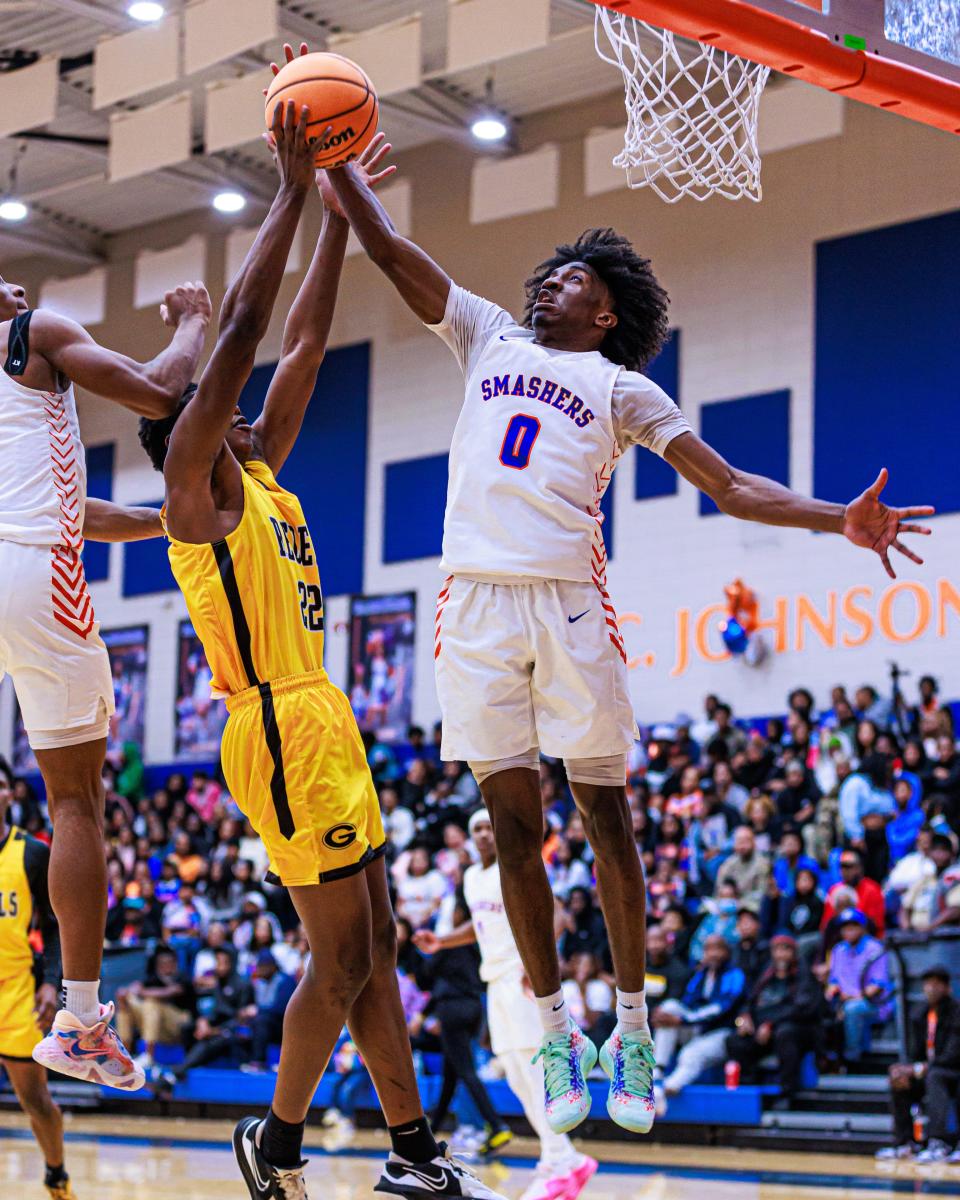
[592, 0, 960, 134]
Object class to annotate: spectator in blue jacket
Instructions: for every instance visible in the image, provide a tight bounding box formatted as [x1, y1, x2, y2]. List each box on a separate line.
[651, 933, 746, 1112]
[241, 950, 297, 1073]
[887, 770, 925, 866]
[772, 826, 820, 896]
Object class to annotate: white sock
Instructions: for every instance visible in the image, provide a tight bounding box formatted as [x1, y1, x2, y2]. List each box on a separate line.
[535, 990, 572, 1036]
[615, 988, 649, 1035]
[62, 979, 101, 1027]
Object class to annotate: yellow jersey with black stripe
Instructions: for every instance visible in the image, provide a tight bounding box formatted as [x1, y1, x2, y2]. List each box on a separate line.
[0, 827, 34, 982]
[166, 459, 324, 694]
[163, 459, 383, 888]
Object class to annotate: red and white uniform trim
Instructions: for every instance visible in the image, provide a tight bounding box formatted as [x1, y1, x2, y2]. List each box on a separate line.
[435, 574, 453, 660]
[43, 392, 94, 640]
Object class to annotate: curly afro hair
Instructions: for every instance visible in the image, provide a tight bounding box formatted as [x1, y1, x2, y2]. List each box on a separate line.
[138, 384, 197, 472]
[522, 227, 670, 373]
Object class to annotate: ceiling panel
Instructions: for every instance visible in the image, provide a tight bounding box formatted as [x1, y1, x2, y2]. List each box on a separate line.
[0, 0, 616, 263]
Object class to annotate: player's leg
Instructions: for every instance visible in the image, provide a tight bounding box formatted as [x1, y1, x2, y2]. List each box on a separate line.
[535, 580, 655, 1133]
[35, 737, 106, 989]
[31, 734, 143, 1090]
[345, 856, 430, 1132]
[479, 768, 560, 1000]
[234, 870, 375, 1196]
[2, 1058, 74, 1197]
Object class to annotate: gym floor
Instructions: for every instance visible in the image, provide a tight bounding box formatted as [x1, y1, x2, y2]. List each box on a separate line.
[2, 1115, 960, 1199]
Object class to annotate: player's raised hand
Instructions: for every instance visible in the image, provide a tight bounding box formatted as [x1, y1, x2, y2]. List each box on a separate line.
[161, 281, 212, 328]
[843, 467, 935, 579]
[317, 132, 396, 216]
[263, 41, 310, 95]
[270, 99, 319, 191]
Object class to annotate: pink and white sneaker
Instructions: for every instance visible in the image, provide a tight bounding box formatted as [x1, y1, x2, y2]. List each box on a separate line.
[556, 1155, 599, 1199]
[32, 1002, 145, 1090]
[518, 1156, 599, 1200]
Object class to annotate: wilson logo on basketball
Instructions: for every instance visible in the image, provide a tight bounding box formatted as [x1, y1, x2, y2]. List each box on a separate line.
[322, 823, 358, 850]
[319, 128, 356, 151]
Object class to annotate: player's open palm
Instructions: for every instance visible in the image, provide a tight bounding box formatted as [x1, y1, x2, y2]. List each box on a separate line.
[843, 467, 934, 579]
[316, 133, 396, 216]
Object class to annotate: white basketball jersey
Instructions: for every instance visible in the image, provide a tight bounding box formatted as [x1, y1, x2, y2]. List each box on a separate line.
[442, 327, 619, 583]
[0, 352, 84, 549]
[431, 285, 690, 583]
[463, 860, 523, 984]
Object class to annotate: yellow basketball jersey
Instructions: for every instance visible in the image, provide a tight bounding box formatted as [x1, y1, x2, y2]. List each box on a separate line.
[0, 827, 35, 981]
[166, 460, 325, 696]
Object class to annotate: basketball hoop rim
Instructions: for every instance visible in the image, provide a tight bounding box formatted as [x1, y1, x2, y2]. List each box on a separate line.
[591, 0, 960, 135]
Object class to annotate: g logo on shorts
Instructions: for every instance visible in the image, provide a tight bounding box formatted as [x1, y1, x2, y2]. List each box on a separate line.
[322, 823, 358, 850]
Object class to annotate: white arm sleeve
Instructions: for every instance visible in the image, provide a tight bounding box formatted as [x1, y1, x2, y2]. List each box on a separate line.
[426, 283, 516, 380]
[612, 370, 692, 455]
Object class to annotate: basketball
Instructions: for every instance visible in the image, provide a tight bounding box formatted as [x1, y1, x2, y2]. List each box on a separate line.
[264, 51, 379, 169]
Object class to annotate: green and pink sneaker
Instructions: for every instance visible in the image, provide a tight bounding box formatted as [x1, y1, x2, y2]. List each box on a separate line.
[599, 1030, 657, 1134]
[533, 1025, 598, 1135]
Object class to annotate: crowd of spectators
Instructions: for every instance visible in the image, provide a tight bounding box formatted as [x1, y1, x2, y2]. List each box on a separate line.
[7, 671, 960, 1147]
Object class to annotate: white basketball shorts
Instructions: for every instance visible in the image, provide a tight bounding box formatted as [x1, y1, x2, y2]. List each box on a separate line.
[487, 969, 544, 1056]
[434, 574, 637, 763]
[0, 540, 114, 746]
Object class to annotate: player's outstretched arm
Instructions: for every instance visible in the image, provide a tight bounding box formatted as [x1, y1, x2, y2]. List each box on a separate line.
[164, 101, 315, 527]
[255, 134, 396, 473]
[83, 498, 163, 542]
[32, 284, 211, 419]
[327, 157, 450, 325]
[666, 431, 934, 579]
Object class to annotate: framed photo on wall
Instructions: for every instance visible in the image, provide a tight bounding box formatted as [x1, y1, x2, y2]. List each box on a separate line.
[174, 618, 228, 761]
[347, 592, 417, 740]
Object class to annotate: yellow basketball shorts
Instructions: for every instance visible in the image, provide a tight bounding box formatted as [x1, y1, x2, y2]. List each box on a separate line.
[0, 969, 42, 1059]
[222, 669, 384, 887]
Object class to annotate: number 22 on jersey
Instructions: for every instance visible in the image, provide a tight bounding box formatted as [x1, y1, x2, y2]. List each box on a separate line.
[499, 413, 541, 471]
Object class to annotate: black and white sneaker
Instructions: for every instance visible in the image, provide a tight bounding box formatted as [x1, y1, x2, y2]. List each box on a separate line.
[233, 1117, 309, 1200]
[374, 1142, 508, 1198]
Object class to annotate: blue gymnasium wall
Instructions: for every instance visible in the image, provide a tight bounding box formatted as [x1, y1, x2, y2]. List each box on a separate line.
[120, 343, 370, 598]
[699, 390, 792, 517]
[83, 442, 114, 583]
[814, 209, 960, 513]
[635, 329, 681, 501]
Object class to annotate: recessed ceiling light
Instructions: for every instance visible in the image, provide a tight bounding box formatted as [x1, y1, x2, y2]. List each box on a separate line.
[471, 115, 509, 143]
[213, 191, 246, 214]
[128, 2, 165, 22]
[0, 200, 28, 222]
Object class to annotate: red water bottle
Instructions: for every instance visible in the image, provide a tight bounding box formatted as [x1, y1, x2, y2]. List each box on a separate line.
[725, 1060, 741, 1090]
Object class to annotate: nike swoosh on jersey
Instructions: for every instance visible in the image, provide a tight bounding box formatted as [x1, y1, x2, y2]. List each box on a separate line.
[568, 610, 590, 623]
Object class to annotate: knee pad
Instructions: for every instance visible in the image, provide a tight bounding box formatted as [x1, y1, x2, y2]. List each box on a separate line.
[563, 753, 627, 787]
[469, 748, 540, 786]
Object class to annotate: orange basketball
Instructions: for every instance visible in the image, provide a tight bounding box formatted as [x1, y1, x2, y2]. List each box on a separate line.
[265, 51, 379, 169]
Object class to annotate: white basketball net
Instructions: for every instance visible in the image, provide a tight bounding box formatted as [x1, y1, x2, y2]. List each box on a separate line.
[595, 7, 771, 203]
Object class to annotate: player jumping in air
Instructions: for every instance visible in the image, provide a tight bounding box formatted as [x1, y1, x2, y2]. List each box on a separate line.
[0, 248, 210, 1088]
[137, 95, 506, 1200]
[328, 152, 935, 1136]
[416, 809, 599, 1200]
[0, 758, 75, 1198]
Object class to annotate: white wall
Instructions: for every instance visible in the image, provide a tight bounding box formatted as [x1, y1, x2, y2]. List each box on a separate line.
[3, 88, 960, 760]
